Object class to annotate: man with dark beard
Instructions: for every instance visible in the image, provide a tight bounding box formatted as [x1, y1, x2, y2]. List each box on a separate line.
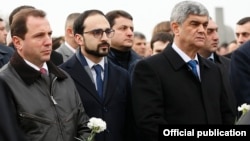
[60, 10, 131, 141]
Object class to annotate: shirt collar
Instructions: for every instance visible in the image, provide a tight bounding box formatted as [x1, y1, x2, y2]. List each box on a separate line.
[65, 41, 76, 53]
[85, 57, 105, 70]
[172, 43, 199, 63]
[24, 59, 48, 72]
[207, 53, 214, 60]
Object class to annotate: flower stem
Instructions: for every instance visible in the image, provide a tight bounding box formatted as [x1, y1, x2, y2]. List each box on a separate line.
[87, 131, 96, 141]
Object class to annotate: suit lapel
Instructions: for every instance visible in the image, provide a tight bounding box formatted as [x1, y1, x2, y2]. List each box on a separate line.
[163, 45, 188, 72]
[68, 55, 102, 102]
[103, 62, 120, 104]
[163, 45, 210, 82]
[198, 55, 213, 81]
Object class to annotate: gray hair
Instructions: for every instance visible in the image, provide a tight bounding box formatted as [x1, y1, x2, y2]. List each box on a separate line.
[170, 1, 209, 24]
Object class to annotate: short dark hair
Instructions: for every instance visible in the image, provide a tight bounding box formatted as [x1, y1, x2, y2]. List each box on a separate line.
[73, 9, 105, 35]
[106, 10, 133, 28]
[11, 9, 46, 39]
[9, 5, 35, 26]
[134, 31, 146, 40]
[150, 32, 173, 49]
[237, 17, 250, 25]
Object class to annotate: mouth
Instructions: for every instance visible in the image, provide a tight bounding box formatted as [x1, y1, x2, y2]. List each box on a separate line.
[42, 50, 52, 55]
[196, 36, 206, 41]
[98, 42, 110, 49]
[99, 45, 109, 49]
[125, 39, 133, 42]
[211, 43, 218, 47]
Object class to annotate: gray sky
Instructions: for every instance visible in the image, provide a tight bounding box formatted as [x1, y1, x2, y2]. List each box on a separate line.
[0, 0, 249, 41]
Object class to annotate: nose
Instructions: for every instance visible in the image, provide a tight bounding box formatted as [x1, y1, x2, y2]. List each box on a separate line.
[213, 32, 219, 41]
[237, 36, 245, 45]
[127, 28, 134, 36]
[198, 25, 206, 33]
[141, 44, 147, 49]
[44, 35, 52, 46]
[3, 29, 7, 35]
[101, 32, 109, 40]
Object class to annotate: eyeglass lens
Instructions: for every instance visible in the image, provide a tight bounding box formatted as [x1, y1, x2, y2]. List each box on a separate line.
[92, 29, 114, 38]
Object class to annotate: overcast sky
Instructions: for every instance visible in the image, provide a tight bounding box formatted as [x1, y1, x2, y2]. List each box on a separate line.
[0, 0, 249, 41]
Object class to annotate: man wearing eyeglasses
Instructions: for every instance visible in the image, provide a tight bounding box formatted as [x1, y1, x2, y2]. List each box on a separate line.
[105, 10, 141, 73]
[60, 10, 132, 141]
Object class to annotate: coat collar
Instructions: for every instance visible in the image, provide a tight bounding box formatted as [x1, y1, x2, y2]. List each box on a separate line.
[10, 52, 67, 85]
[162, 43, 213, 71]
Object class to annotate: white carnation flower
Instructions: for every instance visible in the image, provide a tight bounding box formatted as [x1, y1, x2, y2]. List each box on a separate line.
[87, 117, 107, 133]
[238, 103, 250, 112]
[75, 117, 106, 141]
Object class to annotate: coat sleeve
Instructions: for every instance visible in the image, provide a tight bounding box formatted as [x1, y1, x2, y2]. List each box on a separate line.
[131, 60, 166, 141]
[230, 45, 250, 107]
[0, 78, 26, 141]
[74, 88, 91, 140]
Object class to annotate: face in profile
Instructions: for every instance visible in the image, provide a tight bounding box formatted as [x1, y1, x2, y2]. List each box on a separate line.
[152, 41, 169, 55]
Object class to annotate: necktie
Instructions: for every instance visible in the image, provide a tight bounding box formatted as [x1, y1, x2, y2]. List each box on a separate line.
[187, 60, 199, 78]
[40, 68, 47, 75]
[93, 64, 103, 98]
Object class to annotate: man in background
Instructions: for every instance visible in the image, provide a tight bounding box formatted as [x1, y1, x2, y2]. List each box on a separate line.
[224, 17, 250, 58]
[106, 10, 141, 73]
[150, 32, 173, 55]
[0, 18, 14, 68]
[56, 12, 80, 62]
[230, 17, 250, 107]
[198, 17, 236, 115]
[132, 31, 147, 57]
[0, 18, 7, 45]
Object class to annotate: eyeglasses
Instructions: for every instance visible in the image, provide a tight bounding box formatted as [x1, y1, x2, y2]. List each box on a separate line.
[83, 28, 115, 39]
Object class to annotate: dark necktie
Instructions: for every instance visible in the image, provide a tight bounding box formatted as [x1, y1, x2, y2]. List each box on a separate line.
[187, 60, 199, 78]
[93, 64, 103, 98]
[40, 68, 47, 75]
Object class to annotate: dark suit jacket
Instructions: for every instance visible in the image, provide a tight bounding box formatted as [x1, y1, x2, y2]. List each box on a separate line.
[60, 51, 131, 141]
[0, 45, 14, 68]
[213, 53, 237, 116]
[223, 52, 232, 59]
[131, 45, 235, 141]
[230, 40, 250, 107]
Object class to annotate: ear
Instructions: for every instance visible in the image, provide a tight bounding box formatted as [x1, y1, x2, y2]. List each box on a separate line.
[67, 28, 74, 37]
[12, 36, 22, 51]
[171, 22, 180, 36]
[74, 34, 84, 46]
